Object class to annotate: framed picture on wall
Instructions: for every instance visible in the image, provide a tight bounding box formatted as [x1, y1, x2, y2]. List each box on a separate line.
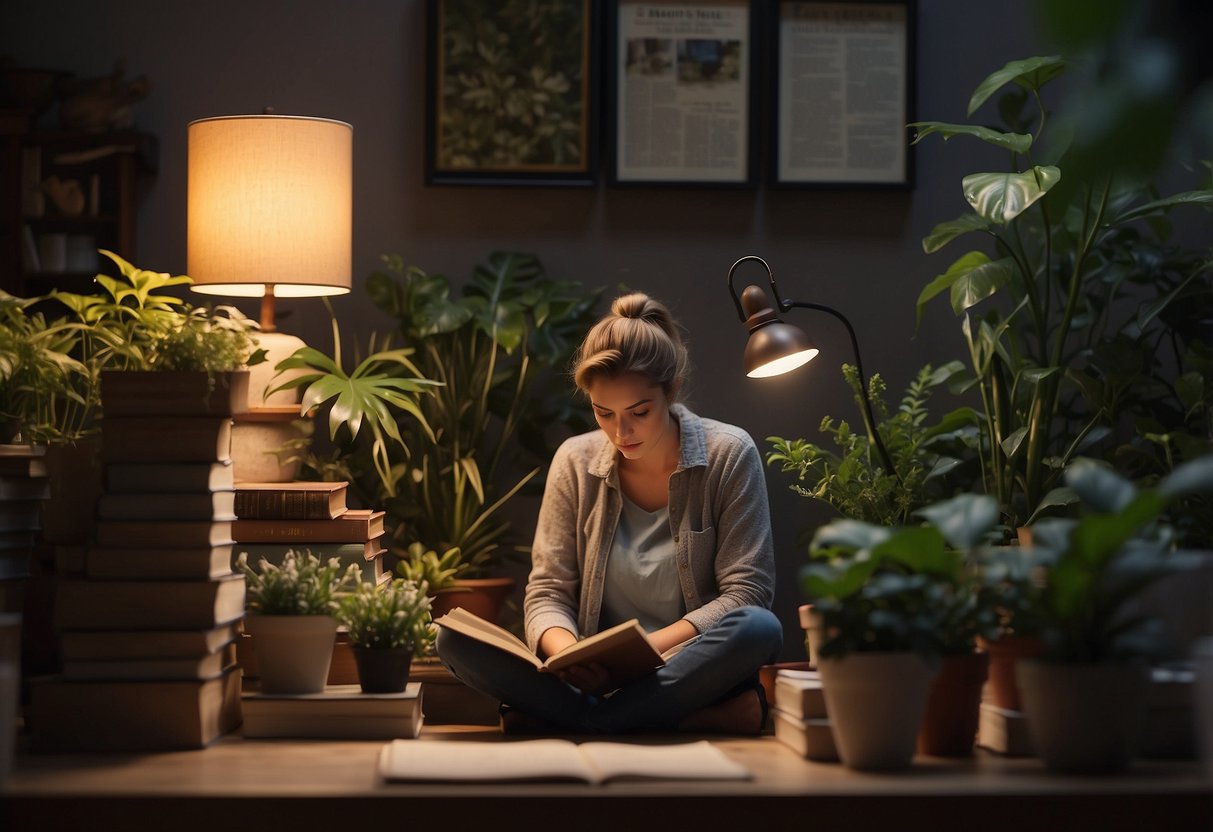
[770, 0, 916, 188]
[425, 0, 600, 186]
[606, 0, 759, 187]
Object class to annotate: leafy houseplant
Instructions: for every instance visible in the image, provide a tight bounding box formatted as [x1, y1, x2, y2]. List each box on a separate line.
[282, 252, 600, 588]
[238, 549, 360, 694]
[910, 55, 1213, 531]
[1015, 455, 1213, 772]
[767, 362, 972, 528]
[336, 577, 434, 693]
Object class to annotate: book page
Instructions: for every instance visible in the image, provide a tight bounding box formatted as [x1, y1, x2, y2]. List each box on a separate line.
[579, 741, 751, 783]
[378, 739, 597, 783]
[542, 619, 663, 685]
[434, 607, 541, 669]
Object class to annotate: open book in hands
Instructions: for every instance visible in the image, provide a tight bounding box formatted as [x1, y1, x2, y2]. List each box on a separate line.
[378, 738, 751, 784]
[433, 607, 698, 689]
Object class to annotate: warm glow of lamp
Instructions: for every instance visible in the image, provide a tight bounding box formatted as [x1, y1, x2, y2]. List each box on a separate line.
[727, 255, 900, 481]
[187, 114, 352, 324]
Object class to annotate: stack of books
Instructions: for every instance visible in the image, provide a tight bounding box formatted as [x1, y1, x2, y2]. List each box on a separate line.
[230, 482, 387, 686]
[241, 682, 424, 739]
[770, 668, 839, 762]
[0, 445, 49, 613]
[29, 403, 245, 750]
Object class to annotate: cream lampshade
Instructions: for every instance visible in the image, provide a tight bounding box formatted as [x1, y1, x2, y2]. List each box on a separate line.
[187, 113, 352, 482]
[186, 113, 352, 409]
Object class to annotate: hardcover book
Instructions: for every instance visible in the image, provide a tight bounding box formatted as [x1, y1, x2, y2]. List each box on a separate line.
[433, 606, 667, 690]
[101, 416, 233, 463]
[232, 509, 386, 543]
[377, 738, 751, 784]
[773, 669, 828, 720]
[242, 683, 424, 740]
[0, 476, 51, 500]
[53, 574, 246, 631]
[100, 370, 249, 417]
[95, 519, 234, 549]
[62, 641, 239, 681]
[105, 461, 234, 494]
[97, 491, 237, 521]
[86, 543, 235, 581]
[28, 665, 242, 751]
[59, 622, 242, 661]
[771, 709, 839, 762]
[234, 481, 349, 520]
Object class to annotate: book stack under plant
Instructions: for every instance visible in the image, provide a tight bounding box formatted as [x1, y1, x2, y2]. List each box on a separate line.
[229, 483, 387, 686]
[27, 371, 248, 750]
[0, 445, 49, 614]
[771, 669, 838, 762]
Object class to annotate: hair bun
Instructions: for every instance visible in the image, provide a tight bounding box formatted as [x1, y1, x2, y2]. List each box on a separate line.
[611, 292, 654, 320]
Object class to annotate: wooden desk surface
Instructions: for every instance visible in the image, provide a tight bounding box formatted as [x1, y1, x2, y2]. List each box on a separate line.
[4, 726, 1211, 832]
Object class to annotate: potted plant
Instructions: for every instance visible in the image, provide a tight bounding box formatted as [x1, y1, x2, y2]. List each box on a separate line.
[1015, 455, 1213, 773]
[336, 577, 434, 693]
[392, 542, 515, 622]
[276, 252, 600, 619]
[804, 519, 956, 770]
[910, 55, 1213, 534]
[237, 549, 360, 694]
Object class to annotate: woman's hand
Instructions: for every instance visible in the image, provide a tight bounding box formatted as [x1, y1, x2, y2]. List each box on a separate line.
[556, 662, 613, 696]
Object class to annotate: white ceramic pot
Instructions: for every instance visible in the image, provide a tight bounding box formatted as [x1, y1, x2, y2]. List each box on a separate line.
[244, 614, 338, 694]
[818, 652, 937, 771]
[1018, 659, 1150, 773]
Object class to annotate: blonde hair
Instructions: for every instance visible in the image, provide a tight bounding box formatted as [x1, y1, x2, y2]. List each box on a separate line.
[572, 292, 690, 399]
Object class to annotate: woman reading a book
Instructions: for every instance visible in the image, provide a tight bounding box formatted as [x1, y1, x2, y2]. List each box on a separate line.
[437, 292, 781, 734]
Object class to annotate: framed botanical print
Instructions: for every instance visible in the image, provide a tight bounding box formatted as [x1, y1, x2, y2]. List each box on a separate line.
[426, 0, 600, 186]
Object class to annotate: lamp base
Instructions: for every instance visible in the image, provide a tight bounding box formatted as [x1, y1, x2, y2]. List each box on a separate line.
[248, 330, 307, 407]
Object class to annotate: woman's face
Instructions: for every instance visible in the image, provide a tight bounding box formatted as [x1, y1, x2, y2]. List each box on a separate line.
[587, 373, 675, 464]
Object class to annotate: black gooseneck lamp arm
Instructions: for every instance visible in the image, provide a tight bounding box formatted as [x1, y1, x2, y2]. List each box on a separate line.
[727, 255, 900, 483]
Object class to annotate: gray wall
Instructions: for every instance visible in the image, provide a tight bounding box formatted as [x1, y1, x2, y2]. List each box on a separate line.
[4, 0, 1045, 657]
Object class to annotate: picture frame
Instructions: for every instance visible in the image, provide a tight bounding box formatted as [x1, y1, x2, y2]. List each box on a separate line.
[606, 0, 759, 187]
[769, 0, 916, 188]
[425, 0, 600, 186]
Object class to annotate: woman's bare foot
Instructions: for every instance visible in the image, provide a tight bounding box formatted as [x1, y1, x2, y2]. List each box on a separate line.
[677, 689, 764, 735]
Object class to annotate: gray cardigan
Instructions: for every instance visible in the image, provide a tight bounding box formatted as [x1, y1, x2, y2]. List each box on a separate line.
[523, 404, 776, 652]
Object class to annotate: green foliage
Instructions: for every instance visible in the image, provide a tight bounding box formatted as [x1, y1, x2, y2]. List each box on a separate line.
[0, 250, 263, 443]
[294, 251, 600, 577]
[804, 494, 1004, 658]
[237, 549, 360, 616]
[1024, 455, 1213, 662]
[395, 542, 467, 593]
[767, 363, 972, 527]
[910, 55, 1213, 530]
[336, 578, 434, 655]
[437, 0, 588, 169]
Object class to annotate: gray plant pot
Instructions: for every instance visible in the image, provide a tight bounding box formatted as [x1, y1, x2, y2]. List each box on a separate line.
[245, 614, 338, 695]
[1018, 659, 1150, 773]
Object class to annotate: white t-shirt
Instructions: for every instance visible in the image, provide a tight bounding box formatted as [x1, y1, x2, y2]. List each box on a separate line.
[599, 493, 685, 633]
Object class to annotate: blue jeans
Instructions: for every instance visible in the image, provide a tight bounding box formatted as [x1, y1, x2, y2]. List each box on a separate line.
[436, 606, 783, 733]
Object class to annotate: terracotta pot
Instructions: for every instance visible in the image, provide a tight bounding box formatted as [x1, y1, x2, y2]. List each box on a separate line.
[818, 652, 937, 771]
[1018, 659, 1150, 773]
[917, 651, 990, 756]
[353, 646, 413, 694]
[429, 578, 516, 623]
[245, 614, 338, 694]
[978, 634, 1045, 711]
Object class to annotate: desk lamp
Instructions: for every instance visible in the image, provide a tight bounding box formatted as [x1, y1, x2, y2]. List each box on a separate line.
[726, 254, 898, 480]
[186, 113, 352, 407]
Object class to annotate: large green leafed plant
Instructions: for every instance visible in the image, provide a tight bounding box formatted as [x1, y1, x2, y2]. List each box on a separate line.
[911, 55, 1213, 531]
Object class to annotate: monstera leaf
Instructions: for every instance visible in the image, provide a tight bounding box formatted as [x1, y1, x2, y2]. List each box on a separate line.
[963, 166, 1061, 224]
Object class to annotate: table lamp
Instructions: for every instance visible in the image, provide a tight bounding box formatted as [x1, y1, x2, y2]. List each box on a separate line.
[186, 112, 352, 407]
[187, 113, 352, 481]
[726, 254, 899, 480]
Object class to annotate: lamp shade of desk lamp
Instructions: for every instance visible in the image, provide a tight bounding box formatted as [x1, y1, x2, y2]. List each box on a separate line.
[187, 114, 352, 407]
[726, 255, 899, 480]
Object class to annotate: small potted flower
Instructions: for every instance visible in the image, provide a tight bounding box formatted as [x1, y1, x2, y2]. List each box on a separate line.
[238, 549, 359, 694]
[336, 577, 434, 693]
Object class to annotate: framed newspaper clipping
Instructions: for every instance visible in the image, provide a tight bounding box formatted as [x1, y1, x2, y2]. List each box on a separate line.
[771, 0, 916, 188]
[425, 0, 600, 186]
[606, 0, 759, 187]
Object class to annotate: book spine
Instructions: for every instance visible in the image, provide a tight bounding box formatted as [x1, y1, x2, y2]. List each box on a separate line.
[234, 490, 333, 520]
[231, 519, 371, 543]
